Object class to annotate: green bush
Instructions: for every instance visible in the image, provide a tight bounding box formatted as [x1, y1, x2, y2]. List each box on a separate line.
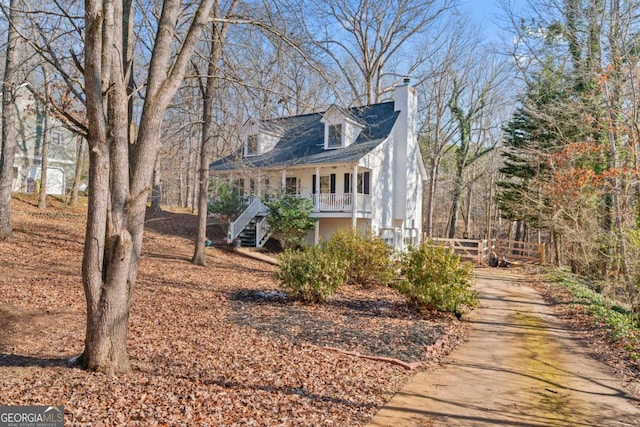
[207, 180, 247, 233]
[322, 228, 396, 286]
[277, 246, 347, 303]
[263, 195, 317, 250]
[397, 242, 478, 315]
[547, 270, 640, 349]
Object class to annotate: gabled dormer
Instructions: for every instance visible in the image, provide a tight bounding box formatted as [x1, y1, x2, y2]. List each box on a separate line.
[243, 118, 284, 157]
[320, 105, 365, 150]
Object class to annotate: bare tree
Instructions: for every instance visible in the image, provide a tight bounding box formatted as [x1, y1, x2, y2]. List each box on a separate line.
[67, 135, 86, 207]
[0, 0, 22, 239]
[445, 52, 508, 239]
[192, 1, 239, 266]
[82, 0, 214, 374]
[416, 21, 470, 238]
[37, 66, 50, 209]
[298, 0, 457, 104]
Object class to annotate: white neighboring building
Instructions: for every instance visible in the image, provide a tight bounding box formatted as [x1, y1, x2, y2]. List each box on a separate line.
[7, 84, 78, 195]
[209, 80, 426, 249]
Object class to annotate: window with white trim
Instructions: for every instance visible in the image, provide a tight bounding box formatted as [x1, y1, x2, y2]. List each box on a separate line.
[246, 134, 258, 156]
[327, 124, 342, 148]
[285, 177, 298, 194]
[51, 130, 62, 145]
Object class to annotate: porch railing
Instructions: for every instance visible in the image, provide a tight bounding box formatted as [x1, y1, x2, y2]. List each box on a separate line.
[300, 193, 372, 213]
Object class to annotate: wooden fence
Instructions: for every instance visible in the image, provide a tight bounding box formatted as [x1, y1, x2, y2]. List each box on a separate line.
[428, 237, 545, 266]
[494, 238, 545, 265]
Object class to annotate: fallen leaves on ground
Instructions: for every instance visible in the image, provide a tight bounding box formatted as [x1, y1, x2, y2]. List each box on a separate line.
[0, 195, 467, 426]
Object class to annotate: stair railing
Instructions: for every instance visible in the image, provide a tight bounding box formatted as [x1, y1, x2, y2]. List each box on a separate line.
[228, 198, 265, 242]
[255, 216, 270, 248]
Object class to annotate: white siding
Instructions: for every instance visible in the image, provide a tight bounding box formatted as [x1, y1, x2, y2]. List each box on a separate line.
[360, 138, 393, 234]
[392, 82, 418, 221]
[260, 132, 280, 153]
[304, 218, 372, 245]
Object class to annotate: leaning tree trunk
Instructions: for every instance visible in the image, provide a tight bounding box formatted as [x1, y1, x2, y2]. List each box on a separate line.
[0, 0, 21, 239]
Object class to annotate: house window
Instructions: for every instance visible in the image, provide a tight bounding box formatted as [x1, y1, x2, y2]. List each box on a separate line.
[320, 176, 330, 194]
[285, 177, 298, 194]
[246, 134, 258, 156]
[344, 171, 370, 194]
[327, 124, 342, 148]
[319, 174, 336, 194]
[357, 171, 370, 194]
[233, 178, 245, 196]
[51, 130, 62, 145]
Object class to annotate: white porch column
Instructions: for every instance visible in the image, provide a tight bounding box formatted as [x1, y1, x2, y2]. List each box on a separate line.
[314, 167, 320, 212]
[257, 170, 262, 198]
[314, 219, 320, 245]
[281, 170, 286, 193]
[352, 164, 358, 228]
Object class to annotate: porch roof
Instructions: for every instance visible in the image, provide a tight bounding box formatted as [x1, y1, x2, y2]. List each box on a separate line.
[209, 102, 399, 172]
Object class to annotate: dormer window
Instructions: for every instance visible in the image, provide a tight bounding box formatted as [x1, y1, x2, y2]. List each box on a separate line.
[328, 124, 342, 148]
[242, 118, 284, 157]
[246, 134, 258, 156]
[321, 105, 364, 150]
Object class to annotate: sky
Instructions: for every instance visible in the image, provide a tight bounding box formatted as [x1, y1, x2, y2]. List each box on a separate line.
[460, 0, 520, 43]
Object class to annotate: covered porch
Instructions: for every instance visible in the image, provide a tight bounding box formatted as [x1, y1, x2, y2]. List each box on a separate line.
[224, 163, 373, 216]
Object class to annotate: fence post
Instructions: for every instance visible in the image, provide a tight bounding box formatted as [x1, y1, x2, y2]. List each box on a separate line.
[539, 243, 545, 265]
[477, 240, 484, 265]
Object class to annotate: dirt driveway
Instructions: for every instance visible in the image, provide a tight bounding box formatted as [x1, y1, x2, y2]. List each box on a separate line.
[368, 269, 640, 426]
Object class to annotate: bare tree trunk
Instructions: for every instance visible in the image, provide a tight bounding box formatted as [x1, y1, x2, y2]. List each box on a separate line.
[447, 172, 463, 239]
[425, 156, 439, 238]
[0, 0, 21, 239]
[463, 172, 473, 238]
[38, 67, 50, 209]
[68, 136, 86, 207]
[82, 0, 213, 374]
[193, 1, 238, 265]
[150, 156, 162, 212]
[192, 50, 216, 265]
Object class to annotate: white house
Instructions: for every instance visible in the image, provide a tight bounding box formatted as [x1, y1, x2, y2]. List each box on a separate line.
[209, 80, 427, 249]
[8, 84, 78, 195]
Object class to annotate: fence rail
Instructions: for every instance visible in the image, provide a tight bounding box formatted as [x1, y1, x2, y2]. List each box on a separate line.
[426, 236, 545, 266]
[431, 238, 487, 265]
[494, 238, 545, 264]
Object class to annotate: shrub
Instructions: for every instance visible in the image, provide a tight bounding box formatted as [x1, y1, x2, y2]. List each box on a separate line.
[322, 228, 396, 286]
[264, 195, 317, 250]
[397, 242, 478, 315]
[207, 180, 247, 234]
[277, 246, 347, 303]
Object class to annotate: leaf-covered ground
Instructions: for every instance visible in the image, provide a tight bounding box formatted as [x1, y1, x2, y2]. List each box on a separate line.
[0, 195, 466, 426]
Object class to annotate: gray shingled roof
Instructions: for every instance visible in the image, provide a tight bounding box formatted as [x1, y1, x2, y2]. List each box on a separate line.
[209, 101, 399, 172]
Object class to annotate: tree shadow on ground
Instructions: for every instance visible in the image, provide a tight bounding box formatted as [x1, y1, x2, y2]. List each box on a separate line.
[143, 208, 200, 239]
[0, 353, 73, 368]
